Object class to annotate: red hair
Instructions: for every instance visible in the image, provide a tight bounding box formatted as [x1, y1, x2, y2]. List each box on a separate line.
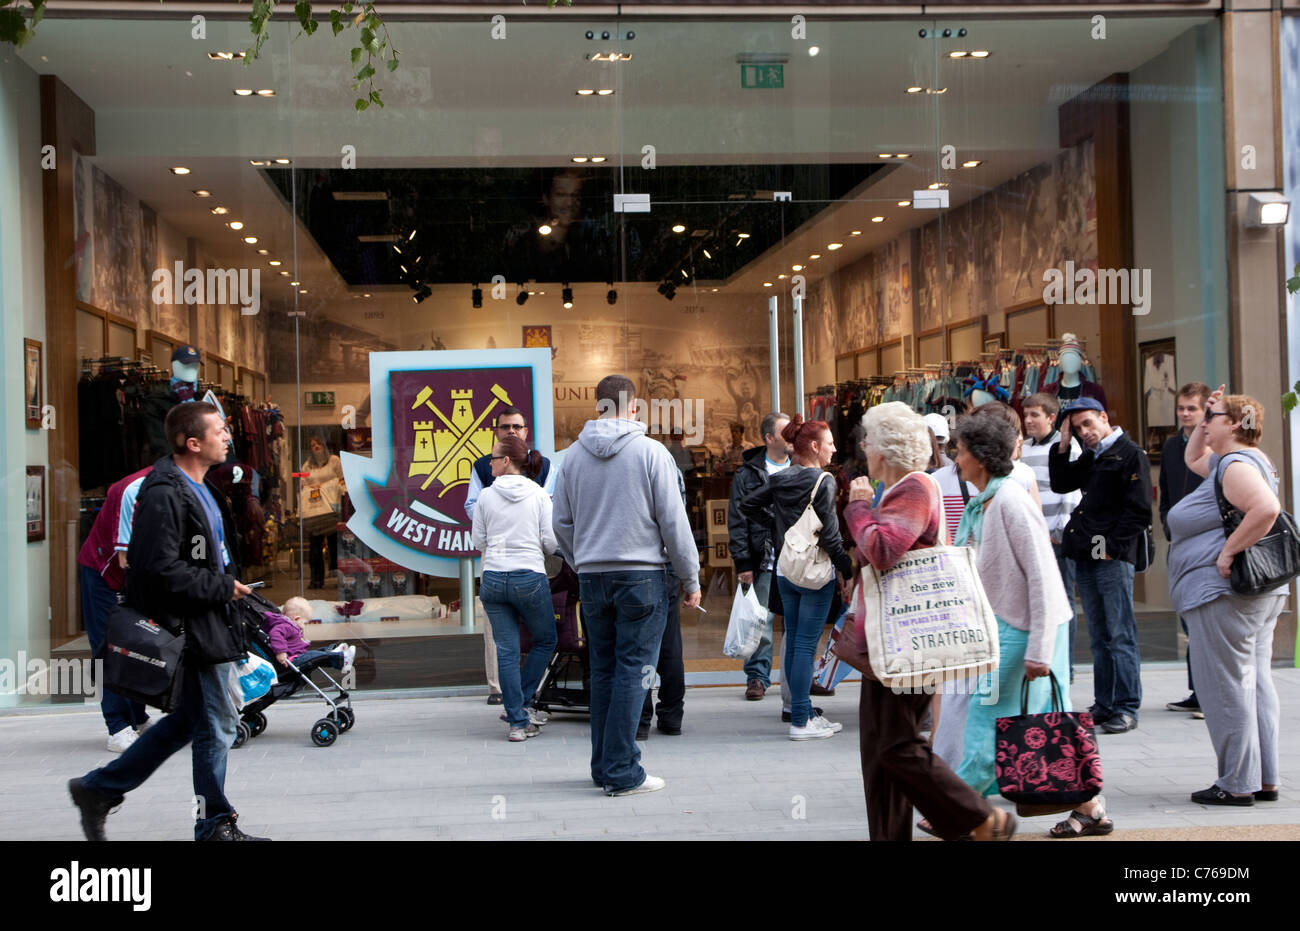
[781, 415, 829, 459]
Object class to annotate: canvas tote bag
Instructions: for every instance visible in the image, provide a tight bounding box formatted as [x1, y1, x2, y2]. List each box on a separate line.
[777, 471, 835, 589]
[857, 472, 999, 689]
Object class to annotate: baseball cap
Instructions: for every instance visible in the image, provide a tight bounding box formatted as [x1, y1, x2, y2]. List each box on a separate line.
[1055, 396, 1105, 429]
[923, 412, 950, 442]
[171, 345, 200, 365]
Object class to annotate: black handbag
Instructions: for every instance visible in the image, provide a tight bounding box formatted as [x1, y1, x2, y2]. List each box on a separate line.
[1133, 526, 1155, 573]
[1213, 452, 1300, 595]
[995, 672, 1103, 815]
[98, 603, 187, 712]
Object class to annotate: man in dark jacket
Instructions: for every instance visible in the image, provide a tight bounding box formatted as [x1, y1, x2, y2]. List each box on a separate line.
[1158, 382, 1210, 716]
[69, 402, 266, 842]
[1049, 397, 1153, 735]
[727, 412, 791, 702]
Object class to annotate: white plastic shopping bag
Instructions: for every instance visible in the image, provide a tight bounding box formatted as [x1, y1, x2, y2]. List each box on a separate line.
[723, 583, 766, 661]
[226, 653, 278, 711]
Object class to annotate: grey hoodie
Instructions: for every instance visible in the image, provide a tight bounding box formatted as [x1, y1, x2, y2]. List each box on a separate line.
[552, 417, 701, 592]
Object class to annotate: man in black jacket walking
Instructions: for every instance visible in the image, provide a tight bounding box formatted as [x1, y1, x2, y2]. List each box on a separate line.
[727, 412, 791, 702]
[69, 402, 266, 841]
[1049, 397, 1153, 735]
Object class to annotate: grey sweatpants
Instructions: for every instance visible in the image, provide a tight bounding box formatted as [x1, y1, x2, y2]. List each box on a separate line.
[1183, 591, 1285, 794]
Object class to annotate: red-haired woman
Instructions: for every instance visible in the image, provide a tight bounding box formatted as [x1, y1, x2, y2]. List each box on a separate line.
[741, 415, 854, 739]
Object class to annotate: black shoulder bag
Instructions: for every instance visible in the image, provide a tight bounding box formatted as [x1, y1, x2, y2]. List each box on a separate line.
[1213, 452, 1300, 595]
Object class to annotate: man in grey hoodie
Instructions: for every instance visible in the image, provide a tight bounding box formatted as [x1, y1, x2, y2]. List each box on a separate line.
[553, 374, 702, 797]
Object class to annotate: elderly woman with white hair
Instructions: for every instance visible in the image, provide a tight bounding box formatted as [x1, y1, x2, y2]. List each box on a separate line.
[837, 402, 1015, 842]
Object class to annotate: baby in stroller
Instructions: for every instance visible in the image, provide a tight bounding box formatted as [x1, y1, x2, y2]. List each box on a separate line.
[265, 597, 356, 672]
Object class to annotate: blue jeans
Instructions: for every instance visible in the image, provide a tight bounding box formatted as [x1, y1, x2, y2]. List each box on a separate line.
[1074, 558, 1142, 719]
[776, 575, 835, 727]
[742, 570, 775, 686]
[80, 659, 239, 840]
[80, 565, 149, 735]
[290, 648, 345, 670]
[1052, 543, 1078, 683]
[579, 569, 670, 792]
[480, 570, 558, 728]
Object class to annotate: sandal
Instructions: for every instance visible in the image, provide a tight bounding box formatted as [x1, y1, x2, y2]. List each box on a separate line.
[990, 809, 1018, 841]
[917, 818, 972, 841]
[1049, 796, 1114, 838]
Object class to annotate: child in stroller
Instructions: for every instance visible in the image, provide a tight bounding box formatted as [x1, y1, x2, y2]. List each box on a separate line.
[270, 597, 356, 672]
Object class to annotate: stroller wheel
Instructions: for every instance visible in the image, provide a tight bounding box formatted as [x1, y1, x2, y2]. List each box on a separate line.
[337, 707, 355, 732]
[232, 721, 251, 750]
[246, 711, 267, 738]
[310, 718, 340, 747]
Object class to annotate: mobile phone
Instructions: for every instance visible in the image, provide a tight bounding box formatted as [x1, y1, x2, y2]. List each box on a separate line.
[247, 581, 265, 590]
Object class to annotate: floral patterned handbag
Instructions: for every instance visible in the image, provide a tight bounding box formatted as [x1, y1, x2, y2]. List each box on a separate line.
[995, 672, 1102, 814]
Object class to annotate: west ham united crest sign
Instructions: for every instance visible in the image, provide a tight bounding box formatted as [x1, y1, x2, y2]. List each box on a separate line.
[341, 349, 556, 578]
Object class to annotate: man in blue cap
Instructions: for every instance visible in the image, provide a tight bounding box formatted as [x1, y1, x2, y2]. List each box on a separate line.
[1048, 397, 1152, 734]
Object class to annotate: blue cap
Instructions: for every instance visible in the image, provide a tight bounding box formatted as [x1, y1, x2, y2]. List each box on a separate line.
[172, 345, 200, 365]
[1056, 396, 1105, 428]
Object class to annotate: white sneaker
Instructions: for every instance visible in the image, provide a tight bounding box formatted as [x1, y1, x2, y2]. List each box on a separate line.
[609, 774, 666, 797]
[789, 719, 834, 741]
[341, 645, 356, 671]
[812, 714, 842, 734]
[106, 727, 138, 753]
[528, 708, 549, 726]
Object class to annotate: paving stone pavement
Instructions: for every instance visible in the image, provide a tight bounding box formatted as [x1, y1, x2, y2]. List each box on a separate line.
[2, 666, 1296, 841]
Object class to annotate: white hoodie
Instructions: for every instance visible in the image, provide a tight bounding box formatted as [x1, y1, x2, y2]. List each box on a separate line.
[470, 473, 559, 574]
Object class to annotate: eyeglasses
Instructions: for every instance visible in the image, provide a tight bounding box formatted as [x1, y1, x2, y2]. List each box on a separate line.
[497, 423, 526, 433]
[490, 455, 507, 461]
[1203, 410, 1230, 422]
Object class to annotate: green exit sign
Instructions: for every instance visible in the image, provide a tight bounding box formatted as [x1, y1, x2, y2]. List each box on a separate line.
[741, 64, 784, 89]
[305, 391, 335, 407]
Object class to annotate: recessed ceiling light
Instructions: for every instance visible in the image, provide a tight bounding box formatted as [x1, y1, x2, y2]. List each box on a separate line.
[233, 89, 254, 97]
[269, 260, 282, 266]
[227, 221, 244, 230]
[274, 158, 290, 164]
[871, 216, 885, 223]
[808, 46, 820, 57]
[192, 189, 211, 197]
[791, 264, 803, 271]
[970, 50, 991, 58]
[363, 293, 371, 298]
[763, 282, 773, 287]
[256, 89, 276, 96]
[906, 86, 923, 94]
[895, 153, 912, 159]
[170, 166, 190, 175]
[827, 242, 843, 250]
[897, 200, 912, 207]
[737, 232, 751, 239]
[879, 153, 894, 159]
[571, 156, 589, 163]
[210, 206, 229, 215]
[932, 87, 948, 94]
[962, 160, 982, 168]
[590, 156, 607, 163]
[249, 159, 269, 167]
[928, 182, 950, 189]
[711, 288, 719, 292]
[778, 274, 788, 279]
[576, 89, 595, 95]
[243, 236, 258, 244]
[672, 224, 686, 233]
[279, 271, 289, 276]
[809, 253, 821, 260]
[256, 248, 269, 255]
[290, 280, 300, 286]
[596, 89, 615, 96]
[949, 51, 969, 59]
[538, 224, 553, 236]
[298, 289, 307, 294]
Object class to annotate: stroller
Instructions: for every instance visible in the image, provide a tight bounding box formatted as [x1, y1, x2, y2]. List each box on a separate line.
[524, 562, 590, 715]
[230, 590, 356, 748]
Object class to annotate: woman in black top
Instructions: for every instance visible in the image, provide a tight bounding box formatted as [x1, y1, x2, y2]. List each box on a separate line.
[741, 415, 854, 740]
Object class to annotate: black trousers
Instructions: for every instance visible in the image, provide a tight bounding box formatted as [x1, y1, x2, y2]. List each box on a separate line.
[641, 579, 684, 730]
[308, 532, 338, 587]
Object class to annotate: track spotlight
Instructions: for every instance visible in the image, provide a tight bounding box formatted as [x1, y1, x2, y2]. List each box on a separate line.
[657, 280, 676, 301]
[413, 284, 432, 304]
[562, 285, 574, 309]
[606, 287, 618, 305]
[472, 286, 483, 309]
[516, 286, 529, 306]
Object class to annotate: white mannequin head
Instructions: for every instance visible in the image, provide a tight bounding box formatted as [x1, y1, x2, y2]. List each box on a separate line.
[1058, 350, 1082, 377]
[970, 388, 996, 409]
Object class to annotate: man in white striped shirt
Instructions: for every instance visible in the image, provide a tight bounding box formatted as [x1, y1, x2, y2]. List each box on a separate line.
[1021, 392, 1083, 680]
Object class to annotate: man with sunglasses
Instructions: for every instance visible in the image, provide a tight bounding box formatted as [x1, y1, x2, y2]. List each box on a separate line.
[1049, 397, 1153, 735]
[464, 407, 556, 704]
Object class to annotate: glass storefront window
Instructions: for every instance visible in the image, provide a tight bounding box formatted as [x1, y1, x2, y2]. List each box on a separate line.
[0, 10, 1239, 704]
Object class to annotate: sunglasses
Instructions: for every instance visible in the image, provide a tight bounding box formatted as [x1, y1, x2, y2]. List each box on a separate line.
[497, 423, 526, 432]
[1203, 410, 1230, 423]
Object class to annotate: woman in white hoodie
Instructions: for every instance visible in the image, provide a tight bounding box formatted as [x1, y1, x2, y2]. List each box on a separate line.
[471, 433, 560, 741]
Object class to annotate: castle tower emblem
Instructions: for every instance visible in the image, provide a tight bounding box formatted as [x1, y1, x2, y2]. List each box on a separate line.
[408, 383, 512, 496]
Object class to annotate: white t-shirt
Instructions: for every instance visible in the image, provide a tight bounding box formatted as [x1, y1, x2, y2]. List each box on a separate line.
[762, 455, 790, 569]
